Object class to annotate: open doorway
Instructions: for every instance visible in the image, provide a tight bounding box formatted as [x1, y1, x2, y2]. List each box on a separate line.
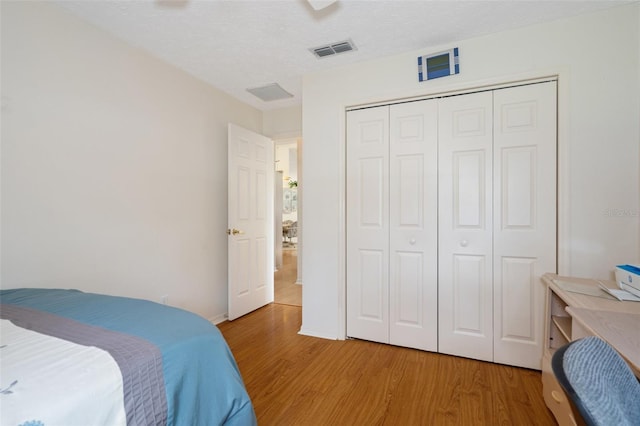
[274, 138, 302, 306]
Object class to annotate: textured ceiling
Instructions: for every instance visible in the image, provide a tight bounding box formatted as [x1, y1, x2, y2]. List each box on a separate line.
[57, 0, 631, 111]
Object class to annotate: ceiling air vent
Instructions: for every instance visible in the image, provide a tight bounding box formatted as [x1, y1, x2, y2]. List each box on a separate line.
[310, 39, 357, 59]
[246, 83, 293, 102]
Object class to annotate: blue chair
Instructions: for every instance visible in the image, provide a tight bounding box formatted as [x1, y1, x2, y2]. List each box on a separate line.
[551, 336, 640, 426]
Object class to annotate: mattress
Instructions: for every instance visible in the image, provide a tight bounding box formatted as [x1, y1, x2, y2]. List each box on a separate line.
[0, 288, 256, 426]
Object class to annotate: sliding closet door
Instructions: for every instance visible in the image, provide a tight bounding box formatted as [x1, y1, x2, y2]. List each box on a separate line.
[438, 92, 494, 362]
[388, 100, 438, 351]
[346, 106, 390, 344]
[492, 82, 557, 369]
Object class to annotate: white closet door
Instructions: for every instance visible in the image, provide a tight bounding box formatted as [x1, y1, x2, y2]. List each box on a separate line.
[492, 82, 557, 369]
[346, 106, 390, 343]
[438, 91, 494, 362]
[389, 100, 438, 351]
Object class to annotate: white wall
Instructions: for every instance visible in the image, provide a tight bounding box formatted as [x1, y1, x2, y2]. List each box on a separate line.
[301, 4, 640, 339]
[0, 1, 263, 322]
[263, 106, 302, 139]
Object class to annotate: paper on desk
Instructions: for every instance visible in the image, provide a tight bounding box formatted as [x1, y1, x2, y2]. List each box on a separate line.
[598, 283, 640, 302]
[552, 279, 617, 300]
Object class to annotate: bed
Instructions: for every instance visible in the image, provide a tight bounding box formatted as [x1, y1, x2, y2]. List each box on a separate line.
[0, 288, 256, 426]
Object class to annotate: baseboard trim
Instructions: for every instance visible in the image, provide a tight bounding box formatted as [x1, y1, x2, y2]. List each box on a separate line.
[298, 327, 339, 340]
[209, 313, 228, 325]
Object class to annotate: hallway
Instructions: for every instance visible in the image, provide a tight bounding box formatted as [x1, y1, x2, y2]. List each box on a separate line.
[274, 249, 301, 306]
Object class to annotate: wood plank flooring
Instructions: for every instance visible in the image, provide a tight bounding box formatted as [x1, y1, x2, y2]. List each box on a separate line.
[274, 249, 301, 306]
[218, 304, 556, 425]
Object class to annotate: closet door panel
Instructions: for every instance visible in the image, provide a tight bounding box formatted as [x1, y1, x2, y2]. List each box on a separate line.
[346, 106, 390, 343]
[454, 150, 486, 227]
[452, 254, 487, 334]
[389, 100, 438, 352]
[499, 257, 536, 337]
[438, 92, 494, 362]
[493, 82, 557, 369]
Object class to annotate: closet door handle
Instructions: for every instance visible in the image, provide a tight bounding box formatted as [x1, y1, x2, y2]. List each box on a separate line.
[460, 240, 468, 247]
[409, 238, 416, 245]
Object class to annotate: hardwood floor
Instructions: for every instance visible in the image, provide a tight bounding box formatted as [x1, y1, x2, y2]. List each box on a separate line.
[274, 249, 301, 306]
[218, 304, 556, 425]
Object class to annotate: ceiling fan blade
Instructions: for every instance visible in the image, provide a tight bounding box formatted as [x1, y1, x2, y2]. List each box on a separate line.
[307, 0, 337, 11]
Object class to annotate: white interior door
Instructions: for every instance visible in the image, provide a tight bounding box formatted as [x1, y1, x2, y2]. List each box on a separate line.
[346, 106, 390, 343]
[492, 82, 557, 369]
[438, 91, 494, 362]
[389, 100, 438, 352]
[228, 123, 274, 321]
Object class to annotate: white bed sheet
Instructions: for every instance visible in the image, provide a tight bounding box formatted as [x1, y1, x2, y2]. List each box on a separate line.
[0, 319, 127, 426]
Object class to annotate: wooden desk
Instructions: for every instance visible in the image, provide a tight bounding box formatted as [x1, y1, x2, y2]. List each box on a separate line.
[566, 307, 640, 377]
[541, 273, 640, 426]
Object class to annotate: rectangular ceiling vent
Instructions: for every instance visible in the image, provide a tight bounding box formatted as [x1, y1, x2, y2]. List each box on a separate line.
[310, 39, 357, 59]
[246, 83, 293, 102]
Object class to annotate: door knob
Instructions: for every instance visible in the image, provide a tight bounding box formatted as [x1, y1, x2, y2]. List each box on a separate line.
[460, 239, 468, 247]
[227, 228, 244, 235]
[409, 238, 416, 245]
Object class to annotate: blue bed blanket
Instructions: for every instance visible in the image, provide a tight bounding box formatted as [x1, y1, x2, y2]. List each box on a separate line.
[0, 288, 256, 426]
